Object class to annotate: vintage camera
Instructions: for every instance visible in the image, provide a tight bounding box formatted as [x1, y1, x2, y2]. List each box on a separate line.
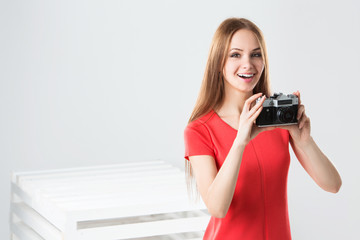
[256, 93, 298, 127]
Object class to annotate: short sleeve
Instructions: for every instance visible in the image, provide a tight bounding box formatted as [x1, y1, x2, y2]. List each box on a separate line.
[184, 122, 215, 160]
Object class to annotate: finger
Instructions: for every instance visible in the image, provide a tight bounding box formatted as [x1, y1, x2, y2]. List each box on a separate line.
[297, 105, 305, 120]
[248, 95, 266, 116]
[297, 91, 301, 105]
[293, 90, 301, 105]
[299, 114, 308, 129]
[245, 93, 263, 109]
[244, 93, 263, 112]
[250, 105, 263, 122]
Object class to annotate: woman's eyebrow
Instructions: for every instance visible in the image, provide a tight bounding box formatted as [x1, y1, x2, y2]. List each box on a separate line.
[230, 47, 261, 51]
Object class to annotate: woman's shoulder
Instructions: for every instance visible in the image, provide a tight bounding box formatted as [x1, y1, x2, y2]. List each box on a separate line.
[185, 110, 216, 130]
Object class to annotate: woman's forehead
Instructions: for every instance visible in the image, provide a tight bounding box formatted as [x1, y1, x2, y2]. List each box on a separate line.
[229, 29, 260, 50]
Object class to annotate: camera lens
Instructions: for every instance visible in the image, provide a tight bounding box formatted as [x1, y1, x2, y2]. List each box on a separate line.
[277, 107, 295, 123]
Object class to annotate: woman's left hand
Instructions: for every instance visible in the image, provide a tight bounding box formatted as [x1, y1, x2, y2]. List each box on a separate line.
[281, 91, 312, 145]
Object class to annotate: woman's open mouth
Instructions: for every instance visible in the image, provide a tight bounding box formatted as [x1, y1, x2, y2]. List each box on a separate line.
[237, 73, 255, 82]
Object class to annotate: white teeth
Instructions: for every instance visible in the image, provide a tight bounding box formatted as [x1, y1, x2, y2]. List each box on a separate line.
[238, 73, 254, 78]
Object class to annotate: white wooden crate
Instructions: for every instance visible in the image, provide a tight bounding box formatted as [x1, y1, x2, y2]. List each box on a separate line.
[10, 160, 210, 240]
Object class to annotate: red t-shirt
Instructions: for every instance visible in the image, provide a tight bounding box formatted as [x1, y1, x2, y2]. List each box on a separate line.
[184, 110, 291, 240]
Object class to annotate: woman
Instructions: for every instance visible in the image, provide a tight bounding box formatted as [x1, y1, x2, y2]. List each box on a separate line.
[184, 18, 342, 240]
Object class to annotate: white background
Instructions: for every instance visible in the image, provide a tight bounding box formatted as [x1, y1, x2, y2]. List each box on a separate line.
[1, 0, 360, 239]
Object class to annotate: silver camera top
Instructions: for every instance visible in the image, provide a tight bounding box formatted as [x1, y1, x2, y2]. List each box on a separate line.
[256, 93, 298, 107]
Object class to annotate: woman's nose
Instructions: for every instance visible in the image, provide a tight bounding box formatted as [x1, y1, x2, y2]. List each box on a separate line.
[241, 56, 251, 69]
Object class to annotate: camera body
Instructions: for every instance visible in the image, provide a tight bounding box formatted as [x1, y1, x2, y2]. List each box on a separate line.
[256, 93, 299, 127]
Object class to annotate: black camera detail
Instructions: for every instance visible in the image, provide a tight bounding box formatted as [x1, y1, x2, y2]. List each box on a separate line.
[256, 93, 298, 127]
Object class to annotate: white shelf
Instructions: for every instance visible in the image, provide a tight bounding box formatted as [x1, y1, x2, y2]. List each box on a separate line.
[10, 160, 209, 239]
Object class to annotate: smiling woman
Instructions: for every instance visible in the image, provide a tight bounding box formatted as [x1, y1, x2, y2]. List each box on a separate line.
[187, 18, 271, 124]
[223, 29, 265, 97]
[183, 17, 342, 240]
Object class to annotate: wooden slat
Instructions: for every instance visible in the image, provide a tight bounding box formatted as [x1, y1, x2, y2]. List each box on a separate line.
[48, 181, 187, 203]
[15, 161, 168, 181]
[69, 201, 207, 221]
[11, 202, 63, 240]
[61, 193, 189, 209]
[16, 168, 183, 199]
[23, 169, 182, 188]
[11, 182, 69, 232]
[77, 216, 210, 240]
[11, 222, 45, 240]
[25, 171, 184, 195]
[77, 210, 208, 229]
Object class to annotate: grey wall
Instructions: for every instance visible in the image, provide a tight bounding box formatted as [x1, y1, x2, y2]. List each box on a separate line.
[1, 0, 359, 239]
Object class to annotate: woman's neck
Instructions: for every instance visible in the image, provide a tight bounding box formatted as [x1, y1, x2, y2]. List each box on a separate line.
[216, 87, 253, 118]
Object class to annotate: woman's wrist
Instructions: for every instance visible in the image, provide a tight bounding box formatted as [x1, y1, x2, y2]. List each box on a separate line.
[233, 136, 248, 149]
[296, 135, 314, 149]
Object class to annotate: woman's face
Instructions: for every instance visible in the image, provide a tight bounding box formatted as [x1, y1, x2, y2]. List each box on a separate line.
[222, 29, 264, 94]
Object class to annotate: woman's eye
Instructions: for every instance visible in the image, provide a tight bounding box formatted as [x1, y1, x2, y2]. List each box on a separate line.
[230, 53, 241, 58]
[252, 52, 262, 57]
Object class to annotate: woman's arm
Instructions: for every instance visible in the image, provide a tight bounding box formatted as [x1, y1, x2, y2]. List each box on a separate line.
[284, 91, 342, 193]
[290, 136, 342, 193]
[189, 142, 246, 218]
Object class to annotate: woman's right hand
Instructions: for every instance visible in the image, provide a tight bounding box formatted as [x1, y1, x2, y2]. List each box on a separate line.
[235, 93, 274, 146]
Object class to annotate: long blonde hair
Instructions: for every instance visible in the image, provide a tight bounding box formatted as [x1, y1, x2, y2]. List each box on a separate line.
[186, 17, 271, 200]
